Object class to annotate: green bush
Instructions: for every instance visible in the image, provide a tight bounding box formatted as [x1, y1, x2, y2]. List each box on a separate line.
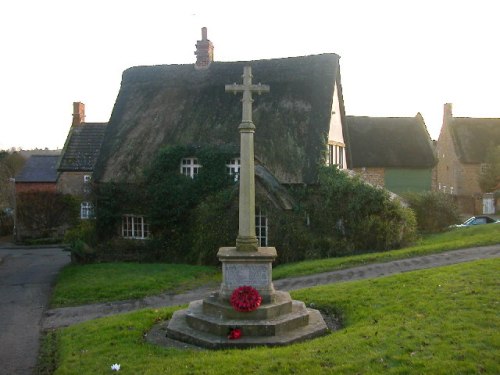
[309, 167, 417, 253]
[64, 220, 98, 263]
[403, 191, 460, 233]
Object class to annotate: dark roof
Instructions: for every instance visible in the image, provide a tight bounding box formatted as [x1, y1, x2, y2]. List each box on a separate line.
[15, 155, 58, 182]
[94, 54, 343, 184]
[58, 123, 107, 171]
[449, 117, 500, 164]
[346, 114, 437, 168]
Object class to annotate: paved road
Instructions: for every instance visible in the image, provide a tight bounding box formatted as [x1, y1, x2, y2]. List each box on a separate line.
[43, 245, 500, 330]
[0, 247, 70, 375]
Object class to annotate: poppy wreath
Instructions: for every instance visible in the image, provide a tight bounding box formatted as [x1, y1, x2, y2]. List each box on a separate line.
[230, 285, 262, 312]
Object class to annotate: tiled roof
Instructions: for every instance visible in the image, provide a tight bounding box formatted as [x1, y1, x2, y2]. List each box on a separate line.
[15, 155, 59, 182]
[58, 123, 107, 171]
[346, 114, 437, 168]
[449, 117, 500, 164]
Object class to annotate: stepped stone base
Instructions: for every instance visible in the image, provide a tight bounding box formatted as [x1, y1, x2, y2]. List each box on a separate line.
[166, 291, 329, 349]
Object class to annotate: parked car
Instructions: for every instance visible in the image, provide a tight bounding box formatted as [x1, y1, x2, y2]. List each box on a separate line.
[453, 216, 500, 228]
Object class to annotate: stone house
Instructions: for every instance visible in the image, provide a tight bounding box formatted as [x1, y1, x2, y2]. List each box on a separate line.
[436, 103, 500, 213]
[57, 102, 107, 219]
[92, 29, 349, 244]
[346, 114, 437, 194]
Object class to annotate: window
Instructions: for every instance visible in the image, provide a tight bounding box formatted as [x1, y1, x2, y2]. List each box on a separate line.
[255, 207, 268, 247]
[80, 201, 94, 219]
[122, 215, 150, 239]
[327, 144, 344, 169]
[180, 158, 201, 178]
[226, 157, 241, 181]
[83, 175, 92, 194]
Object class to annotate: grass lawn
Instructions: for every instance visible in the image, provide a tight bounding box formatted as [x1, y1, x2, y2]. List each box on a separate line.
[42, 259, 499, 374]
[50, 263, 220, 308]
[51, 224, 499, 307]
[272, 224, 500, 279]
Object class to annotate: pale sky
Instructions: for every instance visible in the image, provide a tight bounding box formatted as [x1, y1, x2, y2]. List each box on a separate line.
[1, 0, 499, 150]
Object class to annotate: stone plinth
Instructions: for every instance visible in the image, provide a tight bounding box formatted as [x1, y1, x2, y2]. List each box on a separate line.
[164, 247, 329, 349]
[166, 290, 329, 349]
[217, 247, 277, 303]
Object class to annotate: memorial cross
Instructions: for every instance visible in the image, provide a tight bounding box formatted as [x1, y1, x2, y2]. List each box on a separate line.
[225, 66, 270, 251]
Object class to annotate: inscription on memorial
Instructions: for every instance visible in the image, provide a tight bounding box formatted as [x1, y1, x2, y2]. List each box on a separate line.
[223, 263, 271, 287]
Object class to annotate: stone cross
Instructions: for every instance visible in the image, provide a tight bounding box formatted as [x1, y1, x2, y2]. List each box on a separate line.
[225, 66, 270, 251]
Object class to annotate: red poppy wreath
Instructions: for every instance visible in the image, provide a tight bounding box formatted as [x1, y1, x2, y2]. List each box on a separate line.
[230, 286, 262, 312]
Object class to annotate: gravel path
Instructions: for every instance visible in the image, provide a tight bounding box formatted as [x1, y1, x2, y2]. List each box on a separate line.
[42, 245, 500, 330]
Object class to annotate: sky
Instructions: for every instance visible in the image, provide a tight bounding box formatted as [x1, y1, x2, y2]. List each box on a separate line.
[1, 0, 499, 150]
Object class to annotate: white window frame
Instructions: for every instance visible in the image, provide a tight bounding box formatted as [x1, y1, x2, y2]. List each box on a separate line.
[122, 215, 150, 240]
[180, 157, 201, 178]
[226, 157, 241, 181]
[80, 201, 94, 219]
[255, 207, 268, 247]
[327, 143, 344, 168]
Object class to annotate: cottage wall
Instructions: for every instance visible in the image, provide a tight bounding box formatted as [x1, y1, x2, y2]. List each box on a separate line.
[436, 107, 459, 194]
[353, 167, 385, 187]
[57, 171, 90, 197]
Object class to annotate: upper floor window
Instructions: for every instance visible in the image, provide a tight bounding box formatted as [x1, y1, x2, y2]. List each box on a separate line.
[327, 144, 344, 169]
[180, 158, 201, 178]
[80, 201, 94, 219]
[226, 158, 241, 181]
[122, 215, 150, 240]
[255, 207, 268, 247]
[83, 175, 92, 194]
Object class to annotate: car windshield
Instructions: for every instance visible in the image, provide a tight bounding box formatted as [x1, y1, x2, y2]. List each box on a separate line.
[462, 217, 476, 225]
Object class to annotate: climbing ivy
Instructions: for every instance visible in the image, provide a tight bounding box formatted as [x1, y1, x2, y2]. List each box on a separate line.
[92, 149, 416, 264]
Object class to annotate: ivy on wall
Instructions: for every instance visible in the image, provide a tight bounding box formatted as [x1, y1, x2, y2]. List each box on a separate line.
[92, 147, 416, 265]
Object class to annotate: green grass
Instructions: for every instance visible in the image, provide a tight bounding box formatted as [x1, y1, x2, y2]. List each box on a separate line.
[273, 224, 500, 279]
[51, 263, 220, 308]
[48, 259, 499, 374]
[51, 225, 499, 307]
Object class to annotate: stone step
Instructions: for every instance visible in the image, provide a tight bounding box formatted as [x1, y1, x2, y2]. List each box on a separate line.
[202, 290, 293, 320]
[183, 299, 311, 337]
[166, 307, 329, 349]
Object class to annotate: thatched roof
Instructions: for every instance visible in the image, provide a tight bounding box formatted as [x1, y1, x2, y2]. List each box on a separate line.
[15, 155, 58, 182]
[346, 114, 437, 168]
[449, 117, 500, 164]
[58, 123, 107, 172]
[94, 54, 343, 184]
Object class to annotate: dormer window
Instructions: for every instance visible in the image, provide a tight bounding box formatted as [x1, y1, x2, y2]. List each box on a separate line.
[226, 157, 241, 181]
[327, 143, 345, 169]
[180, 158, 201, 178]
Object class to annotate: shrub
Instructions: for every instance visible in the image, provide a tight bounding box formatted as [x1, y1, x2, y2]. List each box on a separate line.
[16, 191, 79, 240]
[64, 220, 98, 263]
[403, 191, 460, 233]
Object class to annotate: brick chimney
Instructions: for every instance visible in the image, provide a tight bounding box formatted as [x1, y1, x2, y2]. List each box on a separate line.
[194, 27, 214, 70]
[72, 102, 85, 126]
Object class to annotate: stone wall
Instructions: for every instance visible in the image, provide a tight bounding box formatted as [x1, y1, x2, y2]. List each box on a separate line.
[353, 167, 385, 187]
